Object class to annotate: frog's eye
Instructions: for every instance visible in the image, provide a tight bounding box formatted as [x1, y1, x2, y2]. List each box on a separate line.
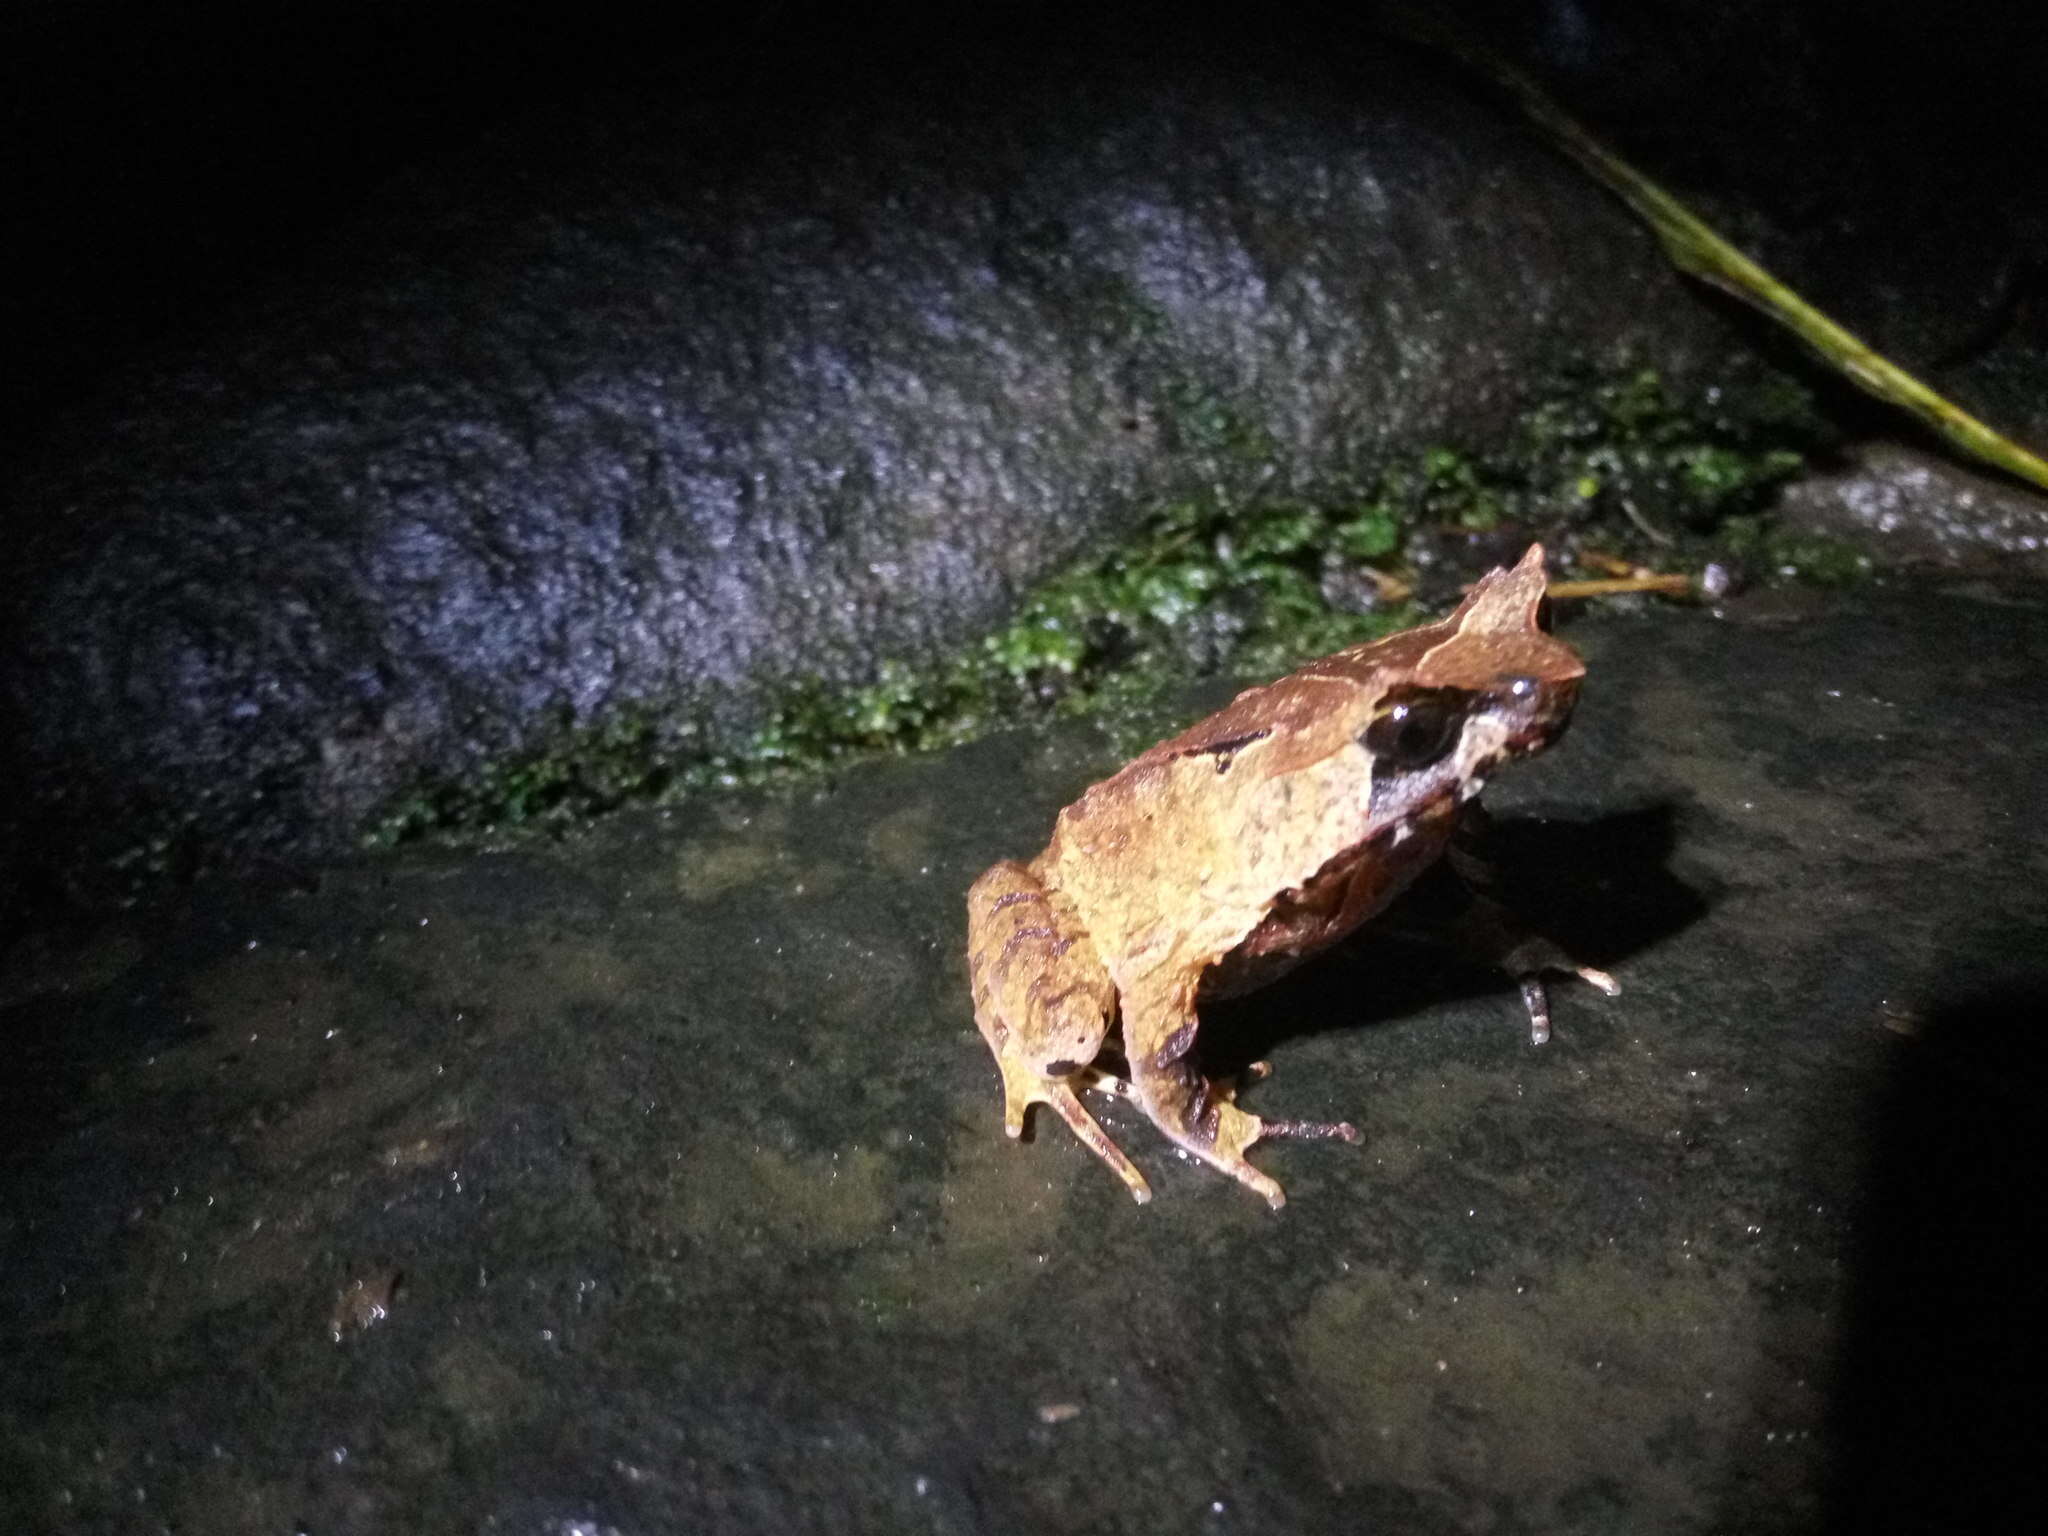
[1363, 690, 1464, 770]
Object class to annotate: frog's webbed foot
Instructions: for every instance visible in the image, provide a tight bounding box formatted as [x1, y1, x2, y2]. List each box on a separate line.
[1457, 898, 1619, 1043]
[991, 1053, 1152, 1203]
[1448, 804, 1620, 1044]
[1132, 1058, 1359, 1210]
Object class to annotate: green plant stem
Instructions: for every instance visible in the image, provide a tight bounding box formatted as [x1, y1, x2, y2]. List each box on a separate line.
[1382, 6, 2048, 495]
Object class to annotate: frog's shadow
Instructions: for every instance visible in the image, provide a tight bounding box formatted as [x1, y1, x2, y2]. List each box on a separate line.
[1192, 799, 1703, 1073]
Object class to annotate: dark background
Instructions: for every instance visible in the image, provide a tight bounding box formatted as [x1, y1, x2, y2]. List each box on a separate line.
[9, 1, 2046, 449]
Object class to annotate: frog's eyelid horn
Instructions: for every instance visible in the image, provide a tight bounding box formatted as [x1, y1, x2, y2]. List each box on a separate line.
[1451, 544, 1549, 635]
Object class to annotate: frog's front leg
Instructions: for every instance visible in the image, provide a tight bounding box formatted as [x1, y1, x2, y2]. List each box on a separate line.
[1121, 969, 1360, 1210]
[965, 861, 1152, 1202]
[1448, 802, 1620, 1044]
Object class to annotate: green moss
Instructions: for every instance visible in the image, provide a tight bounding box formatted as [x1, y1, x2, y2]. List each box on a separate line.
[1160, 373, 1281, 466]
[1506, 368, 1818, 537]
[367, 366, 1823, 847]
[365, 709, 679, 846]
[1719, 515, 1872, 586]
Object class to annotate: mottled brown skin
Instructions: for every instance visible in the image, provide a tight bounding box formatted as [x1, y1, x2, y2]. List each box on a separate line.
[966, 545, 1618, 1206]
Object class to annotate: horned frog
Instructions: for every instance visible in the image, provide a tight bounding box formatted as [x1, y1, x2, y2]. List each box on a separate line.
[965, 544, 1617, 1206]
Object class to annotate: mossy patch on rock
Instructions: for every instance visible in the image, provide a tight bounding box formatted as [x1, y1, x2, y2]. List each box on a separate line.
[368, 367, 1823, 846]
[1719, 515, 1874, 586]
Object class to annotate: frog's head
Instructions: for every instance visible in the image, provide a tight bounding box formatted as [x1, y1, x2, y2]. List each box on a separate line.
[1418, 542, 1583, 754]
[1147, 545, 1584, 829]
[1357, 545, 1585, 822]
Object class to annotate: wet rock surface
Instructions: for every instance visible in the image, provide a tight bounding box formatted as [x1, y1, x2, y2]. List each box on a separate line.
[1774, 440, 2048, 577]
[4, 584, 2041, 1532]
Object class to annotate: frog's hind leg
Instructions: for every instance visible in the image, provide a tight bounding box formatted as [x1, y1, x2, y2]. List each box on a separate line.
[967, 861, 1151, 1202]
[1143, 1066, 1360, 1210]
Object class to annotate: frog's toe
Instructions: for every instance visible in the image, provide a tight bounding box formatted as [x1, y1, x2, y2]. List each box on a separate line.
[1258, 1115, 1362, 1144]
[1214, 1063, 1355, 1142]
[1515, 959, 1620, 1045]
[997, 1059, 1152, 1202]
[1198, 1103, 1290, 1208]
[1075, 1064, 1133, 1100]
[1218, 1152, 1287, 1210]
[1042, 1083, 1153, 1203]
[1517, 977, 1556, 1046]
[1574, 964, 1622, 997]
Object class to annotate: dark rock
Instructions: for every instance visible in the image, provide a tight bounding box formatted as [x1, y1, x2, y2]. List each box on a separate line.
[1774, 442, 2048, 576]
[13, 5, 2046, 906]
[2, 36, 1744, 892]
